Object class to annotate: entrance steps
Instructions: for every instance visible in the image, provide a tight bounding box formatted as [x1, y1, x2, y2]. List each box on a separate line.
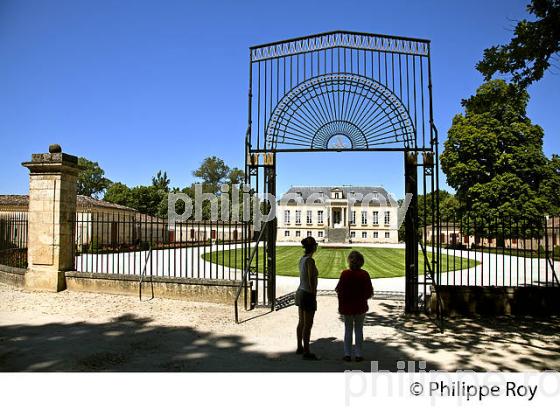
[327, 228, 348, 243]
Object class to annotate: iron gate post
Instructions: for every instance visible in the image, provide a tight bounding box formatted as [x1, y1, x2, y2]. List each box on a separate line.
[405, 152, 419, 313]
[265, 153, 277, 309]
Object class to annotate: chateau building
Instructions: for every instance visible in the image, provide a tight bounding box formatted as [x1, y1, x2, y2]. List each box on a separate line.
[276, 186, 399, 244]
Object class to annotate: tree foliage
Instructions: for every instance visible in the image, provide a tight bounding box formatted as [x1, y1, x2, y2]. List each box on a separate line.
[102, 157, 246, 219]
[77, 157, 112, 198]
[540, 154, 560, 215]
[151, 170, 170, 192]
[477, 0, 560, 87]
[441, 80, 554, 224]
[228, 167, 245, 185]
[192, 156, 231, 194]
[103, 182, 132, 205]
[192, 157, 245, 191]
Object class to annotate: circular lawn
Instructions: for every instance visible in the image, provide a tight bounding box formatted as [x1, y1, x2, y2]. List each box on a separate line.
[202, 245, 477, 279]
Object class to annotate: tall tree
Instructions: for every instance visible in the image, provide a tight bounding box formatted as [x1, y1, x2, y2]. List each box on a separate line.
[77, 157, 112, 198]
[540, 154, 560, 215]
[228, 167, 245, 185]
[477, 0, 560, 87]
[441, 80, 549, 223]
[152, 170, 170, 192]
[193, 156, 230, 194]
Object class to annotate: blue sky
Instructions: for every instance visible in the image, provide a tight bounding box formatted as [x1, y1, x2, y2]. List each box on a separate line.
[0, 0, 558, 199]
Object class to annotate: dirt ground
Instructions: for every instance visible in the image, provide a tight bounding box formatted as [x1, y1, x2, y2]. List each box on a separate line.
[0, 282, 559, 372]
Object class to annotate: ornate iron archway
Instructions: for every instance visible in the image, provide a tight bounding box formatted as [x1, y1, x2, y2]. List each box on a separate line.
[266, 73, 416, 150]
[238, 31, 440, 318]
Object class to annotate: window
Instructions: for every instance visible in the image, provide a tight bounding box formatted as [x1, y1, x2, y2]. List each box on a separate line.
[373, 232, 379, 238]
[334, 192, 340, 199]
[350, 231, 356, 238]
[318, 231, 323, 238]
[306, 210, 312, 224]
[190, 228, 195, 239]
[284, 230, 290, 237]
[295, 210, 301, 224]
[512, 238, 518, 245]
[317, 210, 324, 224]
[306, 231, 312, 237]
[284, 210, 290, 224]
[295, 230, 301, 237]
[372, 211, 379, 225]
[211, 230, 216, 239]
[362, 232, 367, 238]
[361, 211, 367, 225]
[350, 211, 356, 225]
[384, 211, 390, 225]
[385, 232, 390, 239]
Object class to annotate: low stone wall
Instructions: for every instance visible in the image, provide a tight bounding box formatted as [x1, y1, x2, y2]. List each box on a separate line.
[65, 271, 242, 304]
[0, 264, 26, 287]
[430, 285, 560, 316]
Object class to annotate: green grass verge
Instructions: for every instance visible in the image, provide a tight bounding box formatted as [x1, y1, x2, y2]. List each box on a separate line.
[202, 246, 478, 279]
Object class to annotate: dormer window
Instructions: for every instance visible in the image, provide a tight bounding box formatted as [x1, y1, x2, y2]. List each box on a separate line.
[334, 192, 340, 199]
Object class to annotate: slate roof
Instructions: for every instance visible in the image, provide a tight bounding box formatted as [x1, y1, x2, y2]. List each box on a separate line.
[279, 186, 398, 206]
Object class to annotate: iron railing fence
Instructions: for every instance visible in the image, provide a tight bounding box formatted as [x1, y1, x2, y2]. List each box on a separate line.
[0, 212, 28, 269]
[424, 213, 560, 287]
[75, 212, 252, 280]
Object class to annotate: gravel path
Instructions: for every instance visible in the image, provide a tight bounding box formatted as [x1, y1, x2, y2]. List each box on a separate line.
[1, 283, 559, 372]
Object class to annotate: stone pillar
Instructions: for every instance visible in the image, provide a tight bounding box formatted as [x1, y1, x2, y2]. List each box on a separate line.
[22, 145, 81, 292]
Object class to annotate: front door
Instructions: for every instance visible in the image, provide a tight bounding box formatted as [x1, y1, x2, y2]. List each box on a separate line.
[333, 209, 341, 227]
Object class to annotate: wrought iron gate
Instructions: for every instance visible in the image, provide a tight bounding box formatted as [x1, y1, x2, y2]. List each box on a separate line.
[238, 31, 440, 317]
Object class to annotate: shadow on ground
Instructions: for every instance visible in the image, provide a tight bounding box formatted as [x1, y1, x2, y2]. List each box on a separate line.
[0, 313, 433, 372]
[357, 301, 560, 372]
[1, 297, 559, 372]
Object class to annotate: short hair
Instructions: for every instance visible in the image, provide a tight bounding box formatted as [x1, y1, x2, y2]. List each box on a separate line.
[348, 251, 364, 270]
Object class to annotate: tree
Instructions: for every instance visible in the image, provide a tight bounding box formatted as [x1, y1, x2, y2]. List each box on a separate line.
[103, 182, 132, 206]
[128, 186, 164, 216]
[441, 80, 550, 224]
[105, 182, 165, 217]
[477, 0, 560, 87]
[193, 156, 230, 194]
[228, 167, 245, 185]
[417, 190, 461, 226]
[77, 157, 112, 198]
[540, 154, 560, 215]
[152, 170, 170, 192]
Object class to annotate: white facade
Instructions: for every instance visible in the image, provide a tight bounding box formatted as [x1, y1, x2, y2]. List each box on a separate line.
[276, 186, 399, 244]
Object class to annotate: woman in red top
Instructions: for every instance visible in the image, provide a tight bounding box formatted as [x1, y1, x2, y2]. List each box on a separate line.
[335, 251, 373, 362]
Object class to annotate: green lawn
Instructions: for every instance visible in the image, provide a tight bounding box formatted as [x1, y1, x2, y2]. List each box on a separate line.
[202, 246, 478, 279]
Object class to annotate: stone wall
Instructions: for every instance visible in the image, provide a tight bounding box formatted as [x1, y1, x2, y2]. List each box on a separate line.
[0, 265, 26, 287]
[430, 285, 560, 316]
[65, 271, 243, 304]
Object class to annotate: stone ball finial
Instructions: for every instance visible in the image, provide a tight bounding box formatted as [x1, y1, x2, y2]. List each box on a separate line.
[49, 144, 62, 153]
